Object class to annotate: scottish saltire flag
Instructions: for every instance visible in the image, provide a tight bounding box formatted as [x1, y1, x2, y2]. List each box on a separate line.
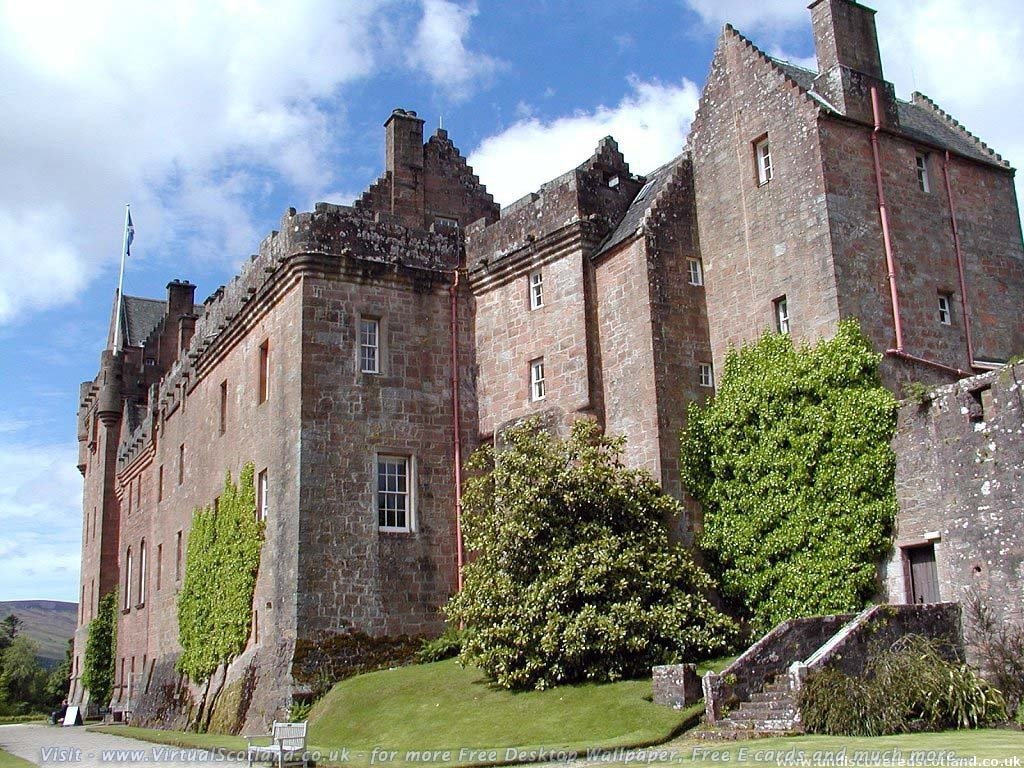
[126, 209, 135, 257]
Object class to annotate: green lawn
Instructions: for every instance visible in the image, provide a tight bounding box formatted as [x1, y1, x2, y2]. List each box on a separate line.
[0, 716, 46, 725]
[94, 658, 734, 766]
[0, 748, 35, 768]
[306, 658, 706, 761]
[673, 729, 1024, 764]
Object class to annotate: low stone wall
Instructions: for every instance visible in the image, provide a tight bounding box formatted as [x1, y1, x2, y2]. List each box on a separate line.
[703, 613, 855, 723]
[792, 602, 962, 688]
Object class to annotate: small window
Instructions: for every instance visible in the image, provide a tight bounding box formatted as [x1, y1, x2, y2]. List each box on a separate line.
[178, 443, 185, 486]
[127, 479, 133, 517]
[138, 540, 147, 607]
[529, 270, 544, 310]
[136, 476, 142, 510]
[916, 153, 930, 193]
[144, 357, 156, 367]
[124, 548, 133, 611]
[156, 544, 162, 591]
[219, 379, 228, 435]
[258, 340, 270, 403]
[774, 296, 790, 334]
[687, 258, 704, 286]
[699, 363, 715, 389]
[530, 358, 546, 401]
[175, 531, 183, 581]
[257, 469, 268, 522]
[938, 293, 952, 325]
[755, 136, 773, 185]
[360, 318, 380, 374]
[377, 455, 412, 532]
[157, 465, 163, 502]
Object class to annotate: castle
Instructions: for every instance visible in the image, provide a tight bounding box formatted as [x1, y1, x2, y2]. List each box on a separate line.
[69, 0, 1024, 730]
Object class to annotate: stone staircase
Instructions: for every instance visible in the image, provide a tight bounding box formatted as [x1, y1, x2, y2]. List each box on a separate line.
[718, 674, 799, 735]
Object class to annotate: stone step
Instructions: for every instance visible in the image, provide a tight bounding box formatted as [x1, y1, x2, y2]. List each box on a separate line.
[735, 697, 796, 713]
[749, 689, 793, 703]
[693, 727, 798, 741]
[724, 715, 800, 732]
[762, 679, 792, 694]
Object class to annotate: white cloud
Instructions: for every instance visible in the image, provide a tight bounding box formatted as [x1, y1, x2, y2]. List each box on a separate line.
[407, 0, 502, 102]
[0, 441, 82, 601]
[469, 77, 702, 206]
[683, 0, 806, 34]
[0, 0, 445, 325]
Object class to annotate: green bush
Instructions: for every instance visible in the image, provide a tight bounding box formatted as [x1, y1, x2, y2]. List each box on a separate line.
[682, 321, 897, 633]
[177, 463, 264, 682]
[415, 627, 466, 664]
[82, 591, 117, 707]
[446, 418, 737, 691]
[799, 635, 1006, 736]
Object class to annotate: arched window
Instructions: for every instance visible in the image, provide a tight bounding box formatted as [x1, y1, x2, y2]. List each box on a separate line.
[124, 548, 133, 610]
[138, 540, 147, 607]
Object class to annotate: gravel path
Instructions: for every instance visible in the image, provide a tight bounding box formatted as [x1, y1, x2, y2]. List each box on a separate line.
[0, 724, 231, 768]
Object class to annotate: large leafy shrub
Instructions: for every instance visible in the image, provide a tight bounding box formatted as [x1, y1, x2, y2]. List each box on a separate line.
[682, 321, 897, 633]
[446, 418, 737, 690]
[177, 463, 264, 682]
[799, 635, 1005, 735]
[82, 590, 117, 706]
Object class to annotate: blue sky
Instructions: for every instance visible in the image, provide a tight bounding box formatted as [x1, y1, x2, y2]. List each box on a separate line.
[0, 0, 1021, 602]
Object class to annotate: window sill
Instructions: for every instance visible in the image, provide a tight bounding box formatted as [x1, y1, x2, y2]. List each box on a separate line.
[379, 527, 414, 535]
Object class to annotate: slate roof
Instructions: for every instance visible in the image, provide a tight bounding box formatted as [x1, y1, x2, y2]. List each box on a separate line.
[118, 295, 204, 347]
[121, 296, 167, 347]
[596, 156, 682, 257]
[771, 59, 1005, 168]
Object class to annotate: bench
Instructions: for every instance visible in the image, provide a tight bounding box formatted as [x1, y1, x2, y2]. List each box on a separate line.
[246, 721, 308, 768]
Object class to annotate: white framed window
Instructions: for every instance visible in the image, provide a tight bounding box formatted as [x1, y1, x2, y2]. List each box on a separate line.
[124, 548, 133, 611]
[938, 293, 952, 325]
[755, 137, 773, 185]
[774, 295, 790, 334]
[916, 153, 930, 193]
[699, 363, 714, 389]
[529, 270, 544, 310]
[435, 216, 459, 231]
[138, 540, 147, 607]
[360, 318, 380, 374]
[687, 258, 704, 286]
[377, 455, 412, 532]
[530, 358, 546, 401]
[257, 469, 268, 522]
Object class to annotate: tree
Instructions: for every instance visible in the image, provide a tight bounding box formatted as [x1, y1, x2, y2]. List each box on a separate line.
[1, 636, 47, 708]
[681, 321, 897, 633]
[82, 591, 117, 706]
[447, 418, 737, 690]
[0, 614, 22, 652]
[45, 639, 74, 707]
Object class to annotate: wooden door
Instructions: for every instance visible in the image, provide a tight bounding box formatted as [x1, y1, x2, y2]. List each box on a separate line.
[908, 545, 940, 604]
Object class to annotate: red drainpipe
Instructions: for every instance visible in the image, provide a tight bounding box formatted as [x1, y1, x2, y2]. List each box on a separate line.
[449, 269, 465, 592]
[870, 86, 905, 353]
[942, 150, 976, 368]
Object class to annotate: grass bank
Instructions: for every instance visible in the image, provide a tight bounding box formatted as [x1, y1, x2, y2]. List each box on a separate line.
[0, 748, 36, 768]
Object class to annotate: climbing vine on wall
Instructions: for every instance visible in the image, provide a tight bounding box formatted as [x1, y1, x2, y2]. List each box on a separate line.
[82, 589, 117, 706]
[177, 463, 264, 682]
[681, 321, 897, 634]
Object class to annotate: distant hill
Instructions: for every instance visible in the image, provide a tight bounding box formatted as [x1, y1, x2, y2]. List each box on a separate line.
[0, 600, 77, 668]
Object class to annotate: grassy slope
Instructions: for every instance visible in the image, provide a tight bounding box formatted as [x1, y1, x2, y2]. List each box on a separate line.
[674, 729, 1024, 763]
[0, 748, 35, 768]
[307, 659, 702, 755]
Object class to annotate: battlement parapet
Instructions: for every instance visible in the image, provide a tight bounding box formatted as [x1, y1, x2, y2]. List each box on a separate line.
[115, 204, 462, 471]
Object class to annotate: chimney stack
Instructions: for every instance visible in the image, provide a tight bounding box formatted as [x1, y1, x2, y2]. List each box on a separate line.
[809, 0, 898, 127]
[384, 109, 426, 228]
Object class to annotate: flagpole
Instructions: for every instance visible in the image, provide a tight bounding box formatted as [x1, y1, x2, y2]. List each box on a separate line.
[112, 204, 130, 352]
